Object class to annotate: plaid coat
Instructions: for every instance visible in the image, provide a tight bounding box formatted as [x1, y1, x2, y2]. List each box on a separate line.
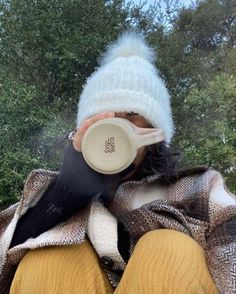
[0, 167, 235, 293]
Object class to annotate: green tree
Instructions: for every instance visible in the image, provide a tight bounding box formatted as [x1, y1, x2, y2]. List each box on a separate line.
[149, 0, 236, 92]
[147, 0, 236, 192]
[0, 78, 44, 205]
[0, 0, 132, 206]
[179, 74, 236, 192]
[1, 0, 235, 206]
[0, 0, 129, 101]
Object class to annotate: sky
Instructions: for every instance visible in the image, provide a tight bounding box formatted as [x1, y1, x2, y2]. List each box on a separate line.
[131, 0, 195, 9]
[127, 0, 196, 28]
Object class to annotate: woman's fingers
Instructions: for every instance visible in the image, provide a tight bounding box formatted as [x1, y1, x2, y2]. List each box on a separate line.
[73, 112, 115, 152]
[80, 112, 115, 136]
[86, 112, 115, 126]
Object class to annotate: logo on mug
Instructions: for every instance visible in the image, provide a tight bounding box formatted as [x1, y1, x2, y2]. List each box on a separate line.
[104, 136, 115, 153]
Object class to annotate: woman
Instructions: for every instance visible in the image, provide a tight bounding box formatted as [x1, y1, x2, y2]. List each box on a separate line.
[0, 32, 235, 294]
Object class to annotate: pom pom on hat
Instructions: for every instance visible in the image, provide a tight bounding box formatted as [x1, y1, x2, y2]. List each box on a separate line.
[100, 31, 156, 65]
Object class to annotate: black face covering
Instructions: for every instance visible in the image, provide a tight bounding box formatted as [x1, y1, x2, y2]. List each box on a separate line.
[10, 143, 135, 248]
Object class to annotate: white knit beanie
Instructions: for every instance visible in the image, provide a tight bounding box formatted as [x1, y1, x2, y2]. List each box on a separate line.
[77, 32, 174, 144]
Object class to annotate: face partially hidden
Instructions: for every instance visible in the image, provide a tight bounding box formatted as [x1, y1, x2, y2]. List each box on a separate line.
[115, 111, 153, 179]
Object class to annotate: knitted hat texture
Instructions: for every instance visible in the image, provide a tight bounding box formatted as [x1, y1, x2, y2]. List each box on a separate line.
[77, 32, 174, 144]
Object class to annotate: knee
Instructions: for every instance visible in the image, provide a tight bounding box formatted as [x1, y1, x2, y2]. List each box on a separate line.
[18, 240, 96, 270]
[116, 230, 217, 293]
[135, 229, 203, 257]
[131, 229, 208, 275]
[11, 240, 113, 294]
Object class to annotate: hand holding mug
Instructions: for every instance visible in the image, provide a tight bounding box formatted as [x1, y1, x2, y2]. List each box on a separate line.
[80, 116, 164, 174]
[71, 112, 116, 152]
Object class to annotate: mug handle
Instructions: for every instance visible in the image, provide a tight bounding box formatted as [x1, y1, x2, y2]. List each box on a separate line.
[135, 126, 158, 135]
[135, 128, 165, 148]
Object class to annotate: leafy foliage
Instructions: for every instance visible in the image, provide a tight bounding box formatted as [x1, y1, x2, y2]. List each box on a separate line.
[0, 0, 131, 206]
[179, 74, 236, 192]
[148, 0, 236, 192]
[0, 0, 235, 206]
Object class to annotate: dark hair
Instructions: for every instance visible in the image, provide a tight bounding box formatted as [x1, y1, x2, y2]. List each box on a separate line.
[131, 142, 181, 184]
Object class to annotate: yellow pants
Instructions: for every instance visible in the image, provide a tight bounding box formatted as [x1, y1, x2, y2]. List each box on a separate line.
[10, 230, 218, 294]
